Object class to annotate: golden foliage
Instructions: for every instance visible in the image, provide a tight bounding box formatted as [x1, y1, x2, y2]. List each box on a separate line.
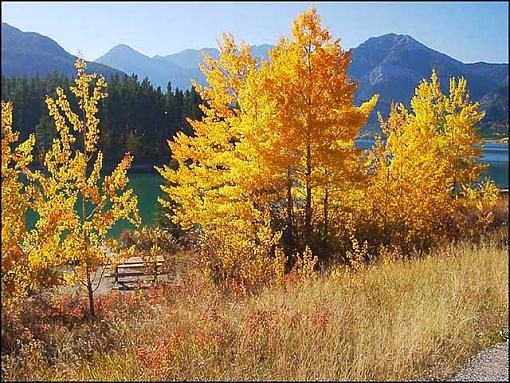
[157, 6, 378, 283]
[361, 70, 498, 251]
[291, 246, 319, 280]
[1, 101, 36, 310]
[1, 58, 141, 315]
[157, 33, 282, 286]
[2, 6, 503, 316]
[40, 58, 140, 315]
[255, 6, 378, 248]
[197, 213, 285, 289]
[158, 6, 500, 284]
[345, 236, 369, 273]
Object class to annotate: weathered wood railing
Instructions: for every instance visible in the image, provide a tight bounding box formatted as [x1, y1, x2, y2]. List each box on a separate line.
[106, 255, 166, 285]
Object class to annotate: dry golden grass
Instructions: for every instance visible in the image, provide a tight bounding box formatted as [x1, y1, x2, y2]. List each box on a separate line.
[1, 227, 508, 381]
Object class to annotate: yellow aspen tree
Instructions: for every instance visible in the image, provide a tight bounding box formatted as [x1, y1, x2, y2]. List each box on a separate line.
[410, 70, 487, 196]
[365, 104, 450, 250]
[157, 34, 283, 285]
[365, 71, 498, 251]
[256, 6, 378, 250]
[29, 58, 140, 317]
[406, 71, 497, 239]
[235, 61, 298, 252]
[157, 33, 258, 232]
[1, 101, 36, 311]
[159, 7, 378, 277]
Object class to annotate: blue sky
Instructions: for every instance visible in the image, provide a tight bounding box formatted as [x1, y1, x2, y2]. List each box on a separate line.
[2, 1, 508, 63]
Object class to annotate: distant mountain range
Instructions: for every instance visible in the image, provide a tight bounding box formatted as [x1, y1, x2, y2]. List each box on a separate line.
[95, 43, 273, 91]
[2, 22, 508, 132]
[1, 23, 123, 78]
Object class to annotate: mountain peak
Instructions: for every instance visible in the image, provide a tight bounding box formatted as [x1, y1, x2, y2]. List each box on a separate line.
[396, 34, 414, 43]
[361, 33, 419, 47]
[106, 44, 147, 57]
[375, 32, 398, 39]
[2, 22, 18, 31]
[111, 43, 137, 52]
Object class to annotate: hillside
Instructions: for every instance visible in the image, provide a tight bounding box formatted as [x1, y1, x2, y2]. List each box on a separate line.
[1, 23, 123, 78]
[349, 33, 508, 127]
[477, 77, 509, 138]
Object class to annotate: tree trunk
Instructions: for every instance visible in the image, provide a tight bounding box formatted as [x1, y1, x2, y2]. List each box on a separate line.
[323, 184, 329, 239]
[304, 40, 313, 248]
[286, 168, 295, 251]
[86, 264, 95, 318]
[305, 142, 312, 246]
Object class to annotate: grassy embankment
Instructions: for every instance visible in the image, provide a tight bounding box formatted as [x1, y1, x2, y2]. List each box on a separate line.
[2, 238, 507, 380]
[1, 199, 508, 381]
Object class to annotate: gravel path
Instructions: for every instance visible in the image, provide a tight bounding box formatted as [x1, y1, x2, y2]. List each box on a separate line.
[450, 339, 509, 382]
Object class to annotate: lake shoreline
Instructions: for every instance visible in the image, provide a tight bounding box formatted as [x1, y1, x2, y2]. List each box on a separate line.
[482, 138, 509, 144]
